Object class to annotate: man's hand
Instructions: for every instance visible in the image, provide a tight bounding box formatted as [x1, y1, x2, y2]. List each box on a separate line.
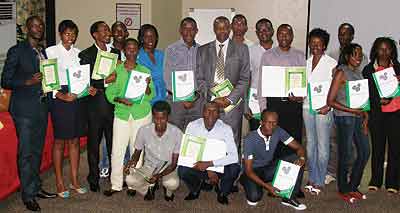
[124, 163, 132, 175]
[214, 97, 230, 108]
[294, 157, 306, 167]
[288, 93, 304, 103]
[193, 161, 212, 172]
[25, 72, 43, 86]
[182, 101, 194, 109]
[265, 183, 280, 197]
[105, 71, 117, 84]
[207, 171, 219, 185]
[116, 97, 132, 106]
[317, 105, 331, 115]
[148, 173, 161, 184]
[88, 86, 97, 96]
[244, 112, 253, 120]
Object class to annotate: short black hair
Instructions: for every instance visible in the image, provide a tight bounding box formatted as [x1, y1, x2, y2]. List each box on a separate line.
[90, 21, 107, 38]
[124, 38, 139, 48]
[337, 43, 362, 66]
[338, 23, 355, 35]
[58, 20, 79, 35]
[213, 16, 230, 27]
[180, 17, 197, 28]
[152, 101, 171, 115]
[26, 15, 43, 27]
[232, 14, 247, 25]
[308, 28, 330, 50]
[255, 18, 273, 31]
[111, 21, 127, 32]
[261, 109, 279, 121]
[369, 37, 399, 64]
[137, 24, 159, 48]
[277, 24, 293, 35]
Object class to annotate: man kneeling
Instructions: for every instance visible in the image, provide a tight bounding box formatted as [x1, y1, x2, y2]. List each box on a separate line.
[178, 101, 240, 205]
[240, 110, 307, 210]
[124, 101, 182, 201]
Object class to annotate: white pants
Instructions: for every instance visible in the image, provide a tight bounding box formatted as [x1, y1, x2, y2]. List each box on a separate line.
[126, 169, 179, 196]
[110, 114, 152, 191]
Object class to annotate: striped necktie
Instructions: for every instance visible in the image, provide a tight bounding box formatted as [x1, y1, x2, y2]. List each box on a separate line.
[215, 44, 225, 83]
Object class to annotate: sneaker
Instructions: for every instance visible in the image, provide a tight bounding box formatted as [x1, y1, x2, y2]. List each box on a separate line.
[246, 200, 258, 206]
[325, 174, 336, 185]
[338, 192, 356, 203]
[100, 168, 109, 178]
[281, 198, 307, 210]
[349, 191, 367, 200]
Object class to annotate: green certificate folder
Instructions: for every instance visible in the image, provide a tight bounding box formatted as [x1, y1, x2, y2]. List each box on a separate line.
[272, 160, 301, 199]
[210, 79, 242, 113]
[92, 50, 118, 80]
[372, 67, 400, 98]
[172, 70, 195, 102]
[40, 58, 61, 93]
[180, 134, 206, 161]
[345, 79, 370, 111]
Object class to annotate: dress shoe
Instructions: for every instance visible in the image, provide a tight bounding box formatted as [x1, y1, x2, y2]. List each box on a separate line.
[184, 191, 200, 200]
[103, 189, 121, 197]
[144, 186, 156, 201]
[201, 182, 213, 191]
[217, 193, 229, 205]
[126, 189, 136, 197]
[89, 183, 100, 192]
[24, 199, 41, 211]
[37, 189, 57, 199]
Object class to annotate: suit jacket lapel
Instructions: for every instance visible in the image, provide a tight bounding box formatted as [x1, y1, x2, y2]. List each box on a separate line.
[209, 41, 217, 83]
[225, 39, 235, 79]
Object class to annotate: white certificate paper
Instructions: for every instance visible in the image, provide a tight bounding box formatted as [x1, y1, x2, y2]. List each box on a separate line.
[67, 64, 90, 98]
[98, 57, 113, 76]
[272, 160, 301, 199]
[308, 81, 330, 113]
[261, 66, 286, 97]
[124, 70, 150, 103]
[248, 88, 261, 118]
[44, 65, 56, 84]
[346, 79, 370, 111]
[172, 70, 195, 102]
[372, 67, 400, 98]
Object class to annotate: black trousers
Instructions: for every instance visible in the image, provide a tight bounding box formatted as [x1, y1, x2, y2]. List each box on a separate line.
[368, 111, 400, 190]
[267, 98, 303, 158]
[86, 91, 114, 186]
[240, 154, 304, 202]
[178, 164, 241, 195]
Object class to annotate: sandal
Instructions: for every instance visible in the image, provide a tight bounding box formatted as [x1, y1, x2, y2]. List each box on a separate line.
[57, 190, 70, 198]
[310, 187, 322, 195]
[368, 186, 379, 192]
[387, 188, 398, 195]
[304, 183, 313, 192]
[69, 184, 88, 194]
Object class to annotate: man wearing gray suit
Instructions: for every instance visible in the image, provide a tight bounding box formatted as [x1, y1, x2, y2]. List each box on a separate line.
[196, 16, 250, 149]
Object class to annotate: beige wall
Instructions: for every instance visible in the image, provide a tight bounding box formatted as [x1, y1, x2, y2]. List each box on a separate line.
[55, 0, 152, 50]
[151, 0, 182, 49]
[182, 0, 309, 50]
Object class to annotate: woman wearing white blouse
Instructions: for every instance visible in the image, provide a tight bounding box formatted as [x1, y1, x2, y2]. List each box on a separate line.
[45, 20, 87, 198]
[303, 28, 337, 195]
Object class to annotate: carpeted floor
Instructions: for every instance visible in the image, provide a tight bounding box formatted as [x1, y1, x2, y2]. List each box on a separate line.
[1, 150, 399, 213]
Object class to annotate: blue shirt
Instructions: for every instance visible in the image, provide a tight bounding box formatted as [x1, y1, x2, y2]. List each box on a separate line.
[243, 127, 293, 168]
[137, 48, 166, 105]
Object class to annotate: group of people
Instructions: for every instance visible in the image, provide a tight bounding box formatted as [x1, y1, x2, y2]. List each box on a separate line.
[2, 13, 400, 212]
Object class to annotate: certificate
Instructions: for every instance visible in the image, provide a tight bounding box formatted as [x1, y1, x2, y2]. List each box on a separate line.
[172, 70, 195, 102]
[92, 51, 118, 80]
[248, 88, 261, 119]
[67, 64, 90, 98]
[134, 161, 168, 183]
[210, 79, 242, 113]
[123, 70, 150, 104]
[40, 59, 61, 93]
[372, 67, 400, 98]
[308, 81, 330, 114]
[272, 160, 301, 199]
[261, 66, 307, 97]
[346, 79, 370, 111]
[178, 134, 227, 173]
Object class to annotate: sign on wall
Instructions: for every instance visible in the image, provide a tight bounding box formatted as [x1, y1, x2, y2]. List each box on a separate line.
[116, 3, 141, 30]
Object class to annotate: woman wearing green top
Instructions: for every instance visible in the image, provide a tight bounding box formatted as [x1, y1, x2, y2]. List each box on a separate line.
[103, 38, 155, 196]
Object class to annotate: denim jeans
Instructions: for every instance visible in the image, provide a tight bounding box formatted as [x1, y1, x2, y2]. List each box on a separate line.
[99, 136, 130, 170]
[334, 116, 370, 193]
[303, 109, 333, 186]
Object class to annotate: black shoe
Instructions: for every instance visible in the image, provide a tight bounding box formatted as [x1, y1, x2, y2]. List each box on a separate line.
[217, 193, 229, 205]
[184, 191, 200, 200]
[103, 189, 120, 197]
[89, 183, 100, 192]
[126, 189, 136, 197]
[163, 186, 174, 201]
[296, 190, 305, 199]
[144, 187, 155, 201]
[281, 198, 307, 210]
[24, 199, 41, 211]
[231, 184, 239, 193]
[201, 182, 213, 191]
[36, 189, 57, 199]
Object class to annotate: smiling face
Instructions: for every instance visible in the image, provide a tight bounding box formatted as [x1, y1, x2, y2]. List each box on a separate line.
[213, 19, 231, 43]
[232, 17, 248, 38]
[309, 36, 325, 56]
[93, 23, 111, 44]
[124, 41, 139, 61]
[112, 24, 128, 43]
[256, 21, 274, 44]
[143, 29, 157, 50]
[348, 47, 363, 68]
[60, 28, 77, 49]
[277, 25, 294, 50]
[338, 25, 354, 48]
[180, 20, 198, 47]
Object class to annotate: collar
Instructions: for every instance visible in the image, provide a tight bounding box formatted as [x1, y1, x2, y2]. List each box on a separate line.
[216, 38, 229, 47]
[179, 38, 197, 48]
[57, 41, 75, 53]
[257, 128, 271, 143]
[373, 59, 393, 71]
[95, 42, 111, 52]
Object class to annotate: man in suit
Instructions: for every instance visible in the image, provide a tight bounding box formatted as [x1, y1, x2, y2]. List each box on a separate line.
[196, 16, 250, 149]
[78, 21, 120, 192]
[1, 16, 56, 211]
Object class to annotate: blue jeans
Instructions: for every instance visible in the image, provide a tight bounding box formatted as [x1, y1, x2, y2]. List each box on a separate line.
[334, 116, 370, 193]
[99, 136, 130, 169]
[303, 109, 333, 186]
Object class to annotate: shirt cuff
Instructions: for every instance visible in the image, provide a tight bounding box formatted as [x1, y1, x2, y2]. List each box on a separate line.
[283, 137, 294, 145]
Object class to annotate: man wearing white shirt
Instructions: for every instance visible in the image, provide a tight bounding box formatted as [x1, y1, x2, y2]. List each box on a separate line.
[178, 101, 240, 205]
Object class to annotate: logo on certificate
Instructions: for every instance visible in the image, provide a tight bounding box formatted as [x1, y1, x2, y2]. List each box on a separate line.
[352, 83, 361, 92]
